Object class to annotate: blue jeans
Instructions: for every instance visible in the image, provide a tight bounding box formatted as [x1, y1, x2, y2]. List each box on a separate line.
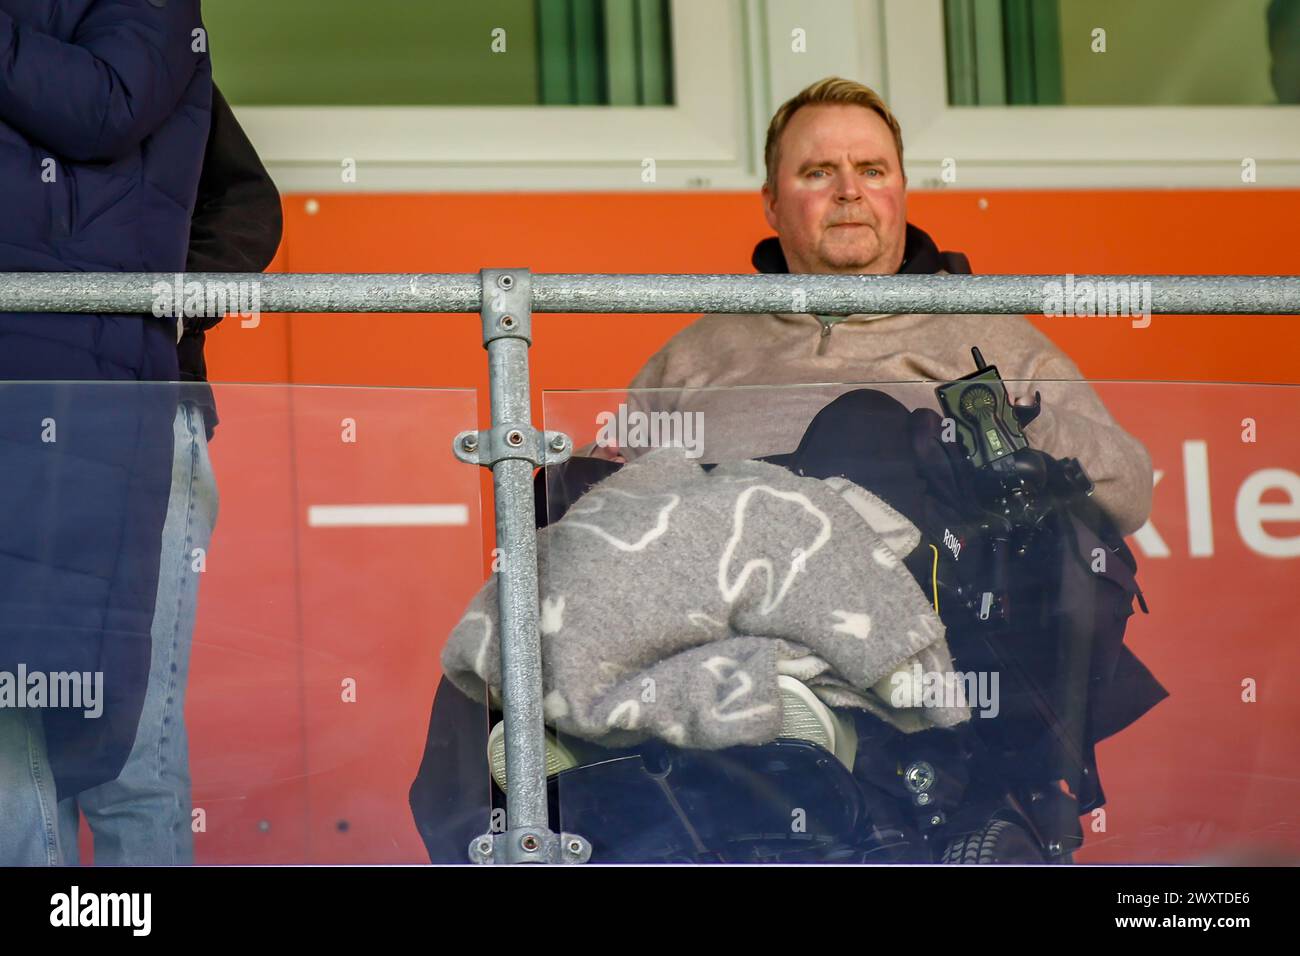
[58, 401, 218, 865]
[0, 709, 63, 865]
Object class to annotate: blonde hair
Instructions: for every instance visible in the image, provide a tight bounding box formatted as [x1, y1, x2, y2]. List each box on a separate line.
[764, 77, 905, 193]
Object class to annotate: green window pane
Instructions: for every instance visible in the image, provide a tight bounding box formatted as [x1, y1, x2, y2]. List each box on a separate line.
[636, 0, 675, 105]
[537, 0, 576, 103]
[206, 0, 540, 106]
[605, 0, 639, 105]
[205, 0, 674, 107]
[945, 0, 1294, 106]
[570, 0, 605, 104]
[1058, 0, 1283, 105]
[536, 0, 676, 106]
[944, 0, 1014, 104]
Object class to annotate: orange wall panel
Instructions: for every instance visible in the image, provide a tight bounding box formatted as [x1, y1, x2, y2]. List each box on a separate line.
[204, 189, 1300, 392]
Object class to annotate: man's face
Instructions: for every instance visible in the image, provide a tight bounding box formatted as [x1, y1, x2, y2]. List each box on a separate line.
[762, 103, 908, 276]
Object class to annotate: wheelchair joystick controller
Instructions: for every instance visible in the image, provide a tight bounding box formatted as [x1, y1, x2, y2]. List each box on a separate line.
[935, 347, 1097, 627]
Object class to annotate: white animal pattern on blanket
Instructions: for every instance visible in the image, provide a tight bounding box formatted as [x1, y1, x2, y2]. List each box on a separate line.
[543, 689, 569, 719]
[607, 699, 641, 730]
[703, 656, 776, 723]
[688, 611, 728, 634]
[718, 485, 833, 614]
[564, 489, 680, 551]
[540, 594, 566, 635]
[830, 609, 873, 641]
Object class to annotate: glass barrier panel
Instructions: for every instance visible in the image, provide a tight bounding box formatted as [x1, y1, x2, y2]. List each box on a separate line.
[533, 379, 1300, 863]
[0, 381, 489, 866]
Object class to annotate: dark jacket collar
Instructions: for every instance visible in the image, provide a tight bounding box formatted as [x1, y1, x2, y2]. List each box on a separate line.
[751, 222, 969, 276]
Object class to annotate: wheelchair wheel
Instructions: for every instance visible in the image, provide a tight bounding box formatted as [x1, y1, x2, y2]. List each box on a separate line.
[941, 819, 1045, 864]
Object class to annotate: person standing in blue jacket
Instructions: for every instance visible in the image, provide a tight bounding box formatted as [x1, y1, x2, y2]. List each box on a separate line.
[0, 0, 212, 865]
[56, 85, 284, 866]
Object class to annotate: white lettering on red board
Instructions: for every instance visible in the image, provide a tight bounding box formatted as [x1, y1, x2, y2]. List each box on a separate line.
[1134, 440, 1300, 559]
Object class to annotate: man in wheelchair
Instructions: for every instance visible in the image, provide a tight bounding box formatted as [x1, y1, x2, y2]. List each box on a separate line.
[409, 77, 1164, 864]
[412, 369, 1165, 863]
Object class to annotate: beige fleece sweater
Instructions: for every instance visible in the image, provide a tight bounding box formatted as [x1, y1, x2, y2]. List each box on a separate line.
[623, 309, 1154, 536]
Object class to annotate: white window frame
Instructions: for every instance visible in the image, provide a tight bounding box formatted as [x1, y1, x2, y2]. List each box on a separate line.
[881, 0, 1300, 188]
[235, 0, 758, 193]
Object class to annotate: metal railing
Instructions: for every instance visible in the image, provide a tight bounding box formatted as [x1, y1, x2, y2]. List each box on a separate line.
[4, 272, 1300, 315]
[4, 269, 1299, 864]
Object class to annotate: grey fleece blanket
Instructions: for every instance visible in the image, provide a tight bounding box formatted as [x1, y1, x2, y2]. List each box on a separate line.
[442, 447, 969, 750]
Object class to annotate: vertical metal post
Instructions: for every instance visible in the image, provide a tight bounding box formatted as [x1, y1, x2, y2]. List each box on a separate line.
[486, 268, 549, 852]
[457, 269, 587, 864]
